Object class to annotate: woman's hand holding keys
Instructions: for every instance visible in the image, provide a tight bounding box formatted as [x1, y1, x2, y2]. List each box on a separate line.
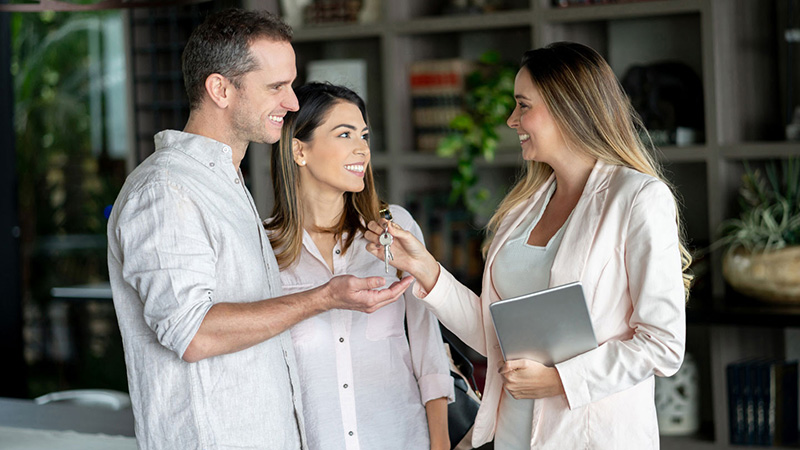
[365, 219, 441, 293]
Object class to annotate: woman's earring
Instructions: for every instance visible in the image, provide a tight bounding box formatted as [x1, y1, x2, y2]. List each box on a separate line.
[299, 160, 306, 166]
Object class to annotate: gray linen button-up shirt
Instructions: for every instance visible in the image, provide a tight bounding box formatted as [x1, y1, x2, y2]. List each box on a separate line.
[107, 130, 306, 450]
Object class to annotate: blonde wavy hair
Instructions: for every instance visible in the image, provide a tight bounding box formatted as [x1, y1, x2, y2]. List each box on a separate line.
[485, 42, 693, 299]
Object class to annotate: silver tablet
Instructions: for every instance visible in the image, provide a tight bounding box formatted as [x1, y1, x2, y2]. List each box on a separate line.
[489, 281, 597, 367]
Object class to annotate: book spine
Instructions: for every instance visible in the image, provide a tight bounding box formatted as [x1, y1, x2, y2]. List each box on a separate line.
[727, 361, 745, 444]
[410, 59, 473, 152]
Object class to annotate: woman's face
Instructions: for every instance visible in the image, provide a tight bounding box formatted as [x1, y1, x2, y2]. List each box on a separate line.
[506, 67, 567, 164]
[295, 100, 370, 196]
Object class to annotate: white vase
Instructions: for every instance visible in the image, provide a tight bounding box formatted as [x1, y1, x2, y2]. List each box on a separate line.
[655, 352, 700, 436]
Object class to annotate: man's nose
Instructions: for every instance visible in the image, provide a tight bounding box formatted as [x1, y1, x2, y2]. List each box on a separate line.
[284, 87, 299, 112]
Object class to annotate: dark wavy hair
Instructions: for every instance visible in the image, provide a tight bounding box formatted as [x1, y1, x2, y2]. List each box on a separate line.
[182, 8, 292, 110]
[266, 82, 385, 269]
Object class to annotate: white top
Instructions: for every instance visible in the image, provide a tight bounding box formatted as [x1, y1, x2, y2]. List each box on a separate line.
[107, 130, 305, 449]
[491, 182, 571, 450]
[492, 183, 567, 299]
[276, 205, 454, 450]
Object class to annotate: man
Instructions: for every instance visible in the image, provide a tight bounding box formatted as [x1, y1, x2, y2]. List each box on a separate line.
[107, 9, 412, 450]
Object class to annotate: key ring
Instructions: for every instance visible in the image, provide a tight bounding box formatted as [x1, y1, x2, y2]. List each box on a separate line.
[378, 208, 393, 222]
[378, 208, 393, 232]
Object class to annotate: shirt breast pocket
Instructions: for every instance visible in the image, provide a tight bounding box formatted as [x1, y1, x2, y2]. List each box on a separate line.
[364, 298, 406, 341]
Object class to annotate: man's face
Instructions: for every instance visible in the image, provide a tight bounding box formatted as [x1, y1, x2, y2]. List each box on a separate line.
[230, 40, 298, 145]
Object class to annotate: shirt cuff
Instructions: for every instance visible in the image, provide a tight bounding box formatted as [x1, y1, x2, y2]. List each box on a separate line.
[418, 373, 456, 405]
[555, 356, 591, 410]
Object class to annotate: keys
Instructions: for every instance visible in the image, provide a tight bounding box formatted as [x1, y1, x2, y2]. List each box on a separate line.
[378, 207, 394, 273]
[380, 230, 393, 273]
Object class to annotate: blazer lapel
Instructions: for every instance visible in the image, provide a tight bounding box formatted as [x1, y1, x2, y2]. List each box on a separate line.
[481, 174, 555, 300]
[549, 160, 613, 287]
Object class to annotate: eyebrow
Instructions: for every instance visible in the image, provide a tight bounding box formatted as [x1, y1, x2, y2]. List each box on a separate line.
[331, 124, 369, 132]
[514, 94, 529, 100]
[269, 80, 292, 89]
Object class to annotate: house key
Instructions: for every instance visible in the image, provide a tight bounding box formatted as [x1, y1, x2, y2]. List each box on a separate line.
[378, 208, 394, 273]
[380, 230, 394, 273]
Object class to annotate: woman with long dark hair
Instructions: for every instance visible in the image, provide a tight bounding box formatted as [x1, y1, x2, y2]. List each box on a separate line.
[265, 83, 453, 450]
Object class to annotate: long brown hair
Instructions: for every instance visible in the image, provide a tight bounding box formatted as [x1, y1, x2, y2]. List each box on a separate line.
[486, 42, 693, 299]
[266, 83, 385, 269]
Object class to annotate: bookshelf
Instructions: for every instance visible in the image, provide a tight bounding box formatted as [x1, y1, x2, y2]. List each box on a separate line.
[235, 0, 800, 448]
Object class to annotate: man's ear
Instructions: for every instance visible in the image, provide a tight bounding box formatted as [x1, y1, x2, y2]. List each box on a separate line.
[292, 139, 306, 166]
[204, 74, 231, 109]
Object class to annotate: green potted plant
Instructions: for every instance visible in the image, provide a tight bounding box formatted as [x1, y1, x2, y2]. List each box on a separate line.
[436, 51, 517, 218]
[716, 158, 800, 303]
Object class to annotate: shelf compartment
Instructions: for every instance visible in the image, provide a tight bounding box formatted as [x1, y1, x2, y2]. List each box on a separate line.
[541, 0, 703, 23]
[293, 38, 385, 153]
[538, 12, 706, 146]
[391, 27, 531, 154]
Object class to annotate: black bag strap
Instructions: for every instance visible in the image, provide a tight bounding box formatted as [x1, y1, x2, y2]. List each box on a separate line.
[442, 330, 480, 398]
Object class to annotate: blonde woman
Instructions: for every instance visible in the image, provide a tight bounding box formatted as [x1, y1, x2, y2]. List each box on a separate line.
[365, 42, 691, 449]
[265, 83, 453, 450]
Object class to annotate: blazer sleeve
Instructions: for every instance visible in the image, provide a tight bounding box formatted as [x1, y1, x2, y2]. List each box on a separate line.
[393, 206, 455, 404]
[412, 265, 488, 357]
[555, 180, 686, 409]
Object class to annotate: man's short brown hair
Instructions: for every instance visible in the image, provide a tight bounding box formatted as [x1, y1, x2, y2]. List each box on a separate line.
[182, 8, 292, 110]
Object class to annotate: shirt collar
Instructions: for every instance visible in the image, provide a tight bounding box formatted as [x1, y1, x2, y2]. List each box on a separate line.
[154, 130, 234, 170]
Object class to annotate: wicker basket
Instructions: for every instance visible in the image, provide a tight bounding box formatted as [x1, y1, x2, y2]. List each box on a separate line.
[722, 246, 800, 303]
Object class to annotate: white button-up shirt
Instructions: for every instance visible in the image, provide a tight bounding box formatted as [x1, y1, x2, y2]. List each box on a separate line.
[276, 205, 454, 450]
[107, 130, 305, 450]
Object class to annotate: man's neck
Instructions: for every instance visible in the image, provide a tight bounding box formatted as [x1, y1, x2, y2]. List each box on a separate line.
[184, 113, 247, 171]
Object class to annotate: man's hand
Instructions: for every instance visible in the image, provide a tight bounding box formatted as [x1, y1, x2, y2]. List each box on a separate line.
[321, 274, 414, 313]
[498, 359, 566, 399]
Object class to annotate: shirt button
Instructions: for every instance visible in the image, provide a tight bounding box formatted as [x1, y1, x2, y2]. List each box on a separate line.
[335, 249, 341, 254]
[348, 431, 354, 436]
[209, 162, 215, 167]
[223, 147, 230, 153]
[343, 383, 348, 389]
[234, 178, 240, 184]
[339, 337, 344, 343]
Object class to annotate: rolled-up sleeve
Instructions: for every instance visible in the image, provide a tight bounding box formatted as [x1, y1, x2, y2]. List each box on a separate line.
[115, 182, 217, 358]
[556, 180, 686, 409]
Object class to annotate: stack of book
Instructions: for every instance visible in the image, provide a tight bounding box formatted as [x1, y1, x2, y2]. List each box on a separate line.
[726, 359, 799, 446]
[409, 59, 475, 152]
[304, 0, 362, 25]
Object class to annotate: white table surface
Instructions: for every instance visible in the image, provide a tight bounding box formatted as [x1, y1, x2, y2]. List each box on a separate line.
[0, 425, 137, 450]
[0, 397, 136, 449]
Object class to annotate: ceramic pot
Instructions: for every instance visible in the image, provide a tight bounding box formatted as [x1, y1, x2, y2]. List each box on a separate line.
[722, 246, 800, 303]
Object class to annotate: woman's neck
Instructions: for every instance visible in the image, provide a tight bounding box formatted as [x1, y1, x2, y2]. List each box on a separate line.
[299, 188, 346, 232]
[550, 153, 596, 200]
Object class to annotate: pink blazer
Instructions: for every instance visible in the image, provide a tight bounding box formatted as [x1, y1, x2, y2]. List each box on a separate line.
[414, 160, 686, 449]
